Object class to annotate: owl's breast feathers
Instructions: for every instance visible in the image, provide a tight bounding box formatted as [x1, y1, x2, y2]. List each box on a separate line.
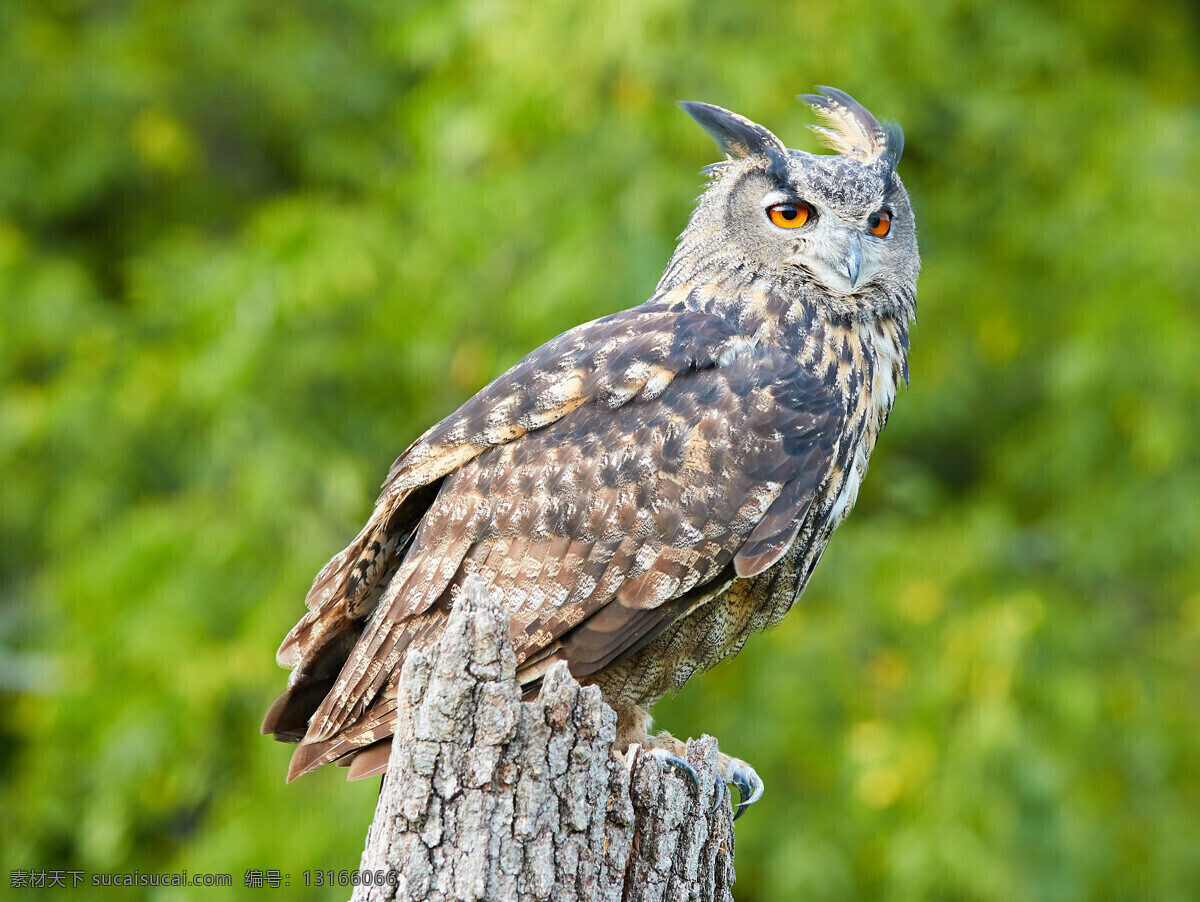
[264, 281, 901, 780]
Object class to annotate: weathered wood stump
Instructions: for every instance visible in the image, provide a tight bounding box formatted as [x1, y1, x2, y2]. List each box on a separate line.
[352, 578, 736, 902]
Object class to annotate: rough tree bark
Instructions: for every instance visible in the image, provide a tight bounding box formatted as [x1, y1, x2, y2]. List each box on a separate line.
[351, 577, 736, 902]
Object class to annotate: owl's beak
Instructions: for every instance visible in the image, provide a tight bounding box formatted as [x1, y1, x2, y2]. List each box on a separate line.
[841, 235, 862, 289]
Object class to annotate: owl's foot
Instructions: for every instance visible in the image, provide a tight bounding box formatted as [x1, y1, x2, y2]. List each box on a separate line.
[624, 733, 712, 803]
[637, 731, 764, 820]
[644, 745, 701, 793]
[717, 752, 764, 820]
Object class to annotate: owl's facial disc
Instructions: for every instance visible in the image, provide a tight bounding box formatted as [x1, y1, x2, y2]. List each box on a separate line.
[761, 187, 880, 295]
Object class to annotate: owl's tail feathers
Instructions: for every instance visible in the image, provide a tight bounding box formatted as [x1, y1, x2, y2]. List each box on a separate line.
[342, 741, 392, 780]
[262, 513, 401, 761]
[269, 523, 385, 684]
[261, 618, 360, 757]
[277, 481, 445, 670]
[281, 694, 399, 783]
[261, 676, 338, 742]
[307, 514, 397, 622]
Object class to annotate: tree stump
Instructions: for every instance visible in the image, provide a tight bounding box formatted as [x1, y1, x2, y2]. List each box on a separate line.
[351, 577, 736, 902]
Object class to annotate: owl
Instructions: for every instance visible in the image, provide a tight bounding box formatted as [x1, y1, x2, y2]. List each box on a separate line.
[263, 87, 919, 816]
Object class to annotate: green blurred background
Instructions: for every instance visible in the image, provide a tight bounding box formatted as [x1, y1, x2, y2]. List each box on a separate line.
[2, 1, 1198, 899]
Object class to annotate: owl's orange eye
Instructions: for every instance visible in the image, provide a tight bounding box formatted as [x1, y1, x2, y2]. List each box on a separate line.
[868, 208, 892, 238]
[767, 202, 811, 229]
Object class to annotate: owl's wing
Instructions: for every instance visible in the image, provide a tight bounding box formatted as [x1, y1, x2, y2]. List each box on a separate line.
[473, 338, 844, 679]
[276, 327, 843, 779]
[265, 289, 749, 741]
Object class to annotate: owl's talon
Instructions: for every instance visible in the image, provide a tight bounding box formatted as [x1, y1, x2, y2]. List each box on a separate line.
[717, 754, 764, 820]
[647, 746, 701, 794]
[710, 772, 728, 814]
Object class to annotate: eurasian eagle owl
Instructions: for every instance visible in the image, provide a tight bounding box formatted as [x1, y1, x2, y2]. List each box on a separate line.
[264, 86, 919, 816]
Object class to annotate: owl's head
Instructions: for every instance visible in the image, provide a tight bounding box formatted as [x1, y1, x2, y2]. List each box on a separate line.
[677, 87, 917, 315]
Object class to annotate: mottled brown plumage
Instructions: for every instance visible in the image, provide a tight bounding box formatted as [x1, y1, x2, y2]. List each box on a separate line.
[264, 87, 919, 795]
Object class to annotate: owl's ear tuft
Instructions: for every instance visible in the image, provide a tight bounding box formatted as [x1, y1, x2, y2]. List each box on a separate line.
[679, 101, 789, 178]
[799, 86, 902, 168]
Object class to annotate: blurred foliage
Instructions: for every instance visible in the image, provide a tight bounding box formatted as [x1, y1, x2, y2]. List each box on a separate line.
[2, 0, 1198, 899]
